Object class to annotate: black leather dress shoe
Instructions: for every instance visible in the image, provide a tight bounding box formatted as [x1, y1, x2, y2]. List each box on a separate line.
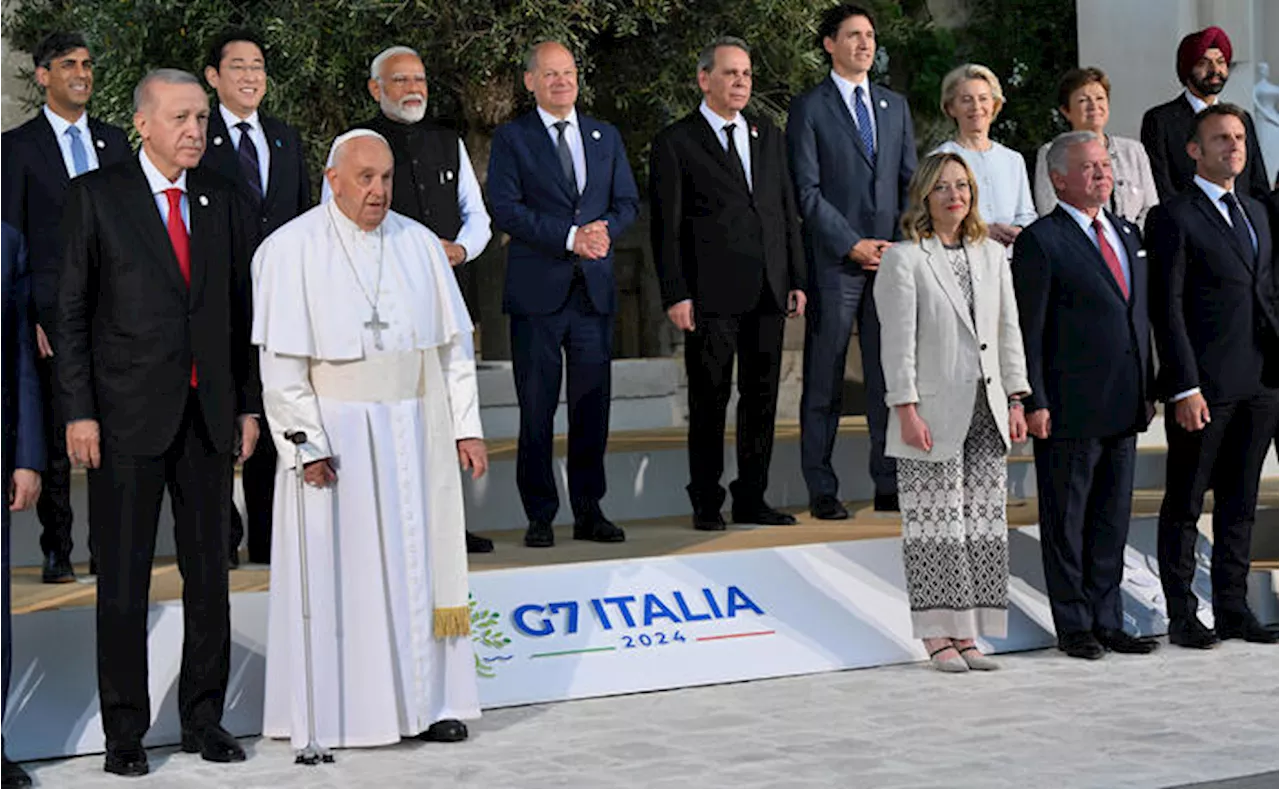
[573, 514, 626, 543]
[466, 530, 495, 553]
[873, 493, 900, 513]
[3, 755, 32, 787]
[41, 551, 75, 584]
[1095, 628, 1159, 654]
[809, 495, 849, 520]
[524, 521, 555, 548]
[417, 718, 468, 743]
[732, 504, 797, 526]
[104, 746, 149, 777]
[1058, 631, 1105, 660]
[692, 511, 726, 531]
[1168, 617, 1219, 649]
[1215, 611, 1279, 644]
[181, 725, 246, 763]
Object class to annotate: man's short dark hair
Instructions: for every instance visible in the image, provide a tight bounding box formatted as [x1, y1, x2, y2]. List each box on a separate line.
[817, 4, 876, 48]
[204, 28, 267, 73]
[32, 32, 88, 70]
[1189, 103, 1249, 145]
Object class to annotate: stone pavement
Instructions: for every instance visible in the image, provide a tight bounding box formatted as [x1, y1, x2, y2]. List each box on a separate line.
[18, 639, 1278, 789]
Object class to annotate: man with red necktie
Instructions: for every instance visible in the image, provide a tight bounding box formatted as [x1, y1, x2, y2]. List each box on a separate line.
[55, 68, 260, 778]
[1012, 130, 1158, 661]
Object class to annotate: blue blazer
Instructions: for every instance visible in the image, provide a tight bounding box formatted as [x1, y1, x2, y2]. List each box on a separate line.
[786, 76, 916, 291]
[1012, 206, 1154, 439]
[488, 109, 639, 316]
[2, 221, 45, 477]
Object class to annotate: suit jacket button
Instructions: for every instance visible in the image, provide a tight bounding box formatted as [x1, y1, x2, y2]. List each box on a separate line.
[985, 377, 992, 384]
[980, 343, 988, 351]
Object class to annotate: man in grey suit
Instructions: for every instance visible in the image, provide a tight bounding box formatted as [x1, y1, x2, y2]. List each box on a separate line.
[788, 4, 916, 518]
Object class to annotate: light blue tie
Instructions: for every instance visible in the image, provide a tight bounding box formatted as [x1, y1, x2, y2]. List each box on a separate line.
[66, 125, 89, 176]
[853, 86, 875, 160]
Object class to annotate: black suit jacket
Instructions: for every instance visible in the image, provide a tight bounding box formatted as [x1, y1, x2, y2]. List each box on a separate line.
[2, 111, 131, 328]
[1147, 187, 1277, 403]
[201, 106, 311, 238]
[1012, 206, 1153, 439]
[1139, 95, 1270, 204]
[649, 111, 805, 316]
[54, 159, 260, 456]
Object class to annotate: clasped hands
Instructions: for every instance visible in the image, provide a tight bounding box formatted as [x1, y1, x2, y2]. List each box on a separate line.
[572, 220, 611, 260]
[301, 437, 489, 488]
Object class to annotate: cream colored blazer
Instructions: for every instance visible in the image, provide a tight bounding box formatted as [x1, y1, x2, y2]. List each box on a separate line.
[873, 236, 1031, 461]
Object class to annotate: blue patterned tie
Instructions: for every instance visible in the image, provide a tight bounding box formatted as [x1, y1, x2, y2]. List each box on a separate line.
[66, 125, 89, 176]
[236, 121, 264, 198]
[853, 86, 875, 160]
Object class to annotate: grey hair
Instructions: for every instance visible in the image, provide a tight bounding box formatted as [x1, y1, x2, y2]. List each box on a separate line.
[1046, 130, 1103, 175]
[697, 36, 750, 74]
[133, 69, 202, 113]
[370, 45, 420, 81]
[524, 41, 574, 73]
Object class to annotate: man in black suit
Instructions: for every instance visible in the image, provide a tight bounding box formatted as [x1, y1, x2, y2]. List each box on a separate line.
[350, 44, 494, 554]
[1, 32, 130, 584]
[650, 37, 806, 530]
[56, 69, 260, 777]
[1013, 131, 1158, 660]
[1140, 26, 1270, 203]
[1148, 104, 1279, 648]
[201, 28, 310, 567]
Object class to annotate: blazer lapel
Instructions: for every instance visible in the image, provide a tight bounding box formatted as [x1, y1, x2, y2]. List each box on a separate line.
[34, 113, 71, 189]
[579, 115, 608, 201]
[822, 77, 872, 168]
[87, 118, 126, 166]
[1053, 207, 1127, 304]
[689, 112, 750, 195]
[203, 110, 239, 182]
[744, 114, 761, 194]
[124, 161, 189, 299]
[1190, 190, 1253, 273]
[523, 112, 578, 204]
[870, 85, 891, 173]
[186, 170, 211, 307]
[261, 115, 287, 208]
[921, 236, 976, 337]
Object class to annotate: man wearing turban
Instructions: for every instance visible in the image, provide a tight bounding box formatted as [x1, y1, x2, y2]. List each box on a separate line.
[1140, 26, 1271, 202]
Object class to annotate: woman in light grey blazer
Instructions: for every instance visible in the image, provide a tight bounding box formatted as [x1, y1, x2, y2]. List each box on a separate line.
[1032, 67, 1159, 227]
[874, 152, 1030, 673]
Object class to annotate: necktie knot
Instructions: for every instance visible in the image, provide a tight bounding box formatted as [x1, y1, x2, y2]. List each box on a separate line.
[164, 187, 183, 212]
[66, 125, 81, 139]
[554, 120, 570, 137]
[236, 120, 253, 134]
[723, 122, 736, 135]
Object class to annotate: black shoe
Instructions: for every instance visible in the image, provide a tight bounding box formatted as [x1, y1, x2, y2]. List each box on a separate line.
[1215, 611, 1279, 644]
[88, 557, 99, 577]
[227, 551, 241, 570]
[466, 530, 495, 554]
[1095, 628, 1159, 654]
[692, 510, 726, 531]
[524, 521, 555, 548]
[418, 719, 468, 743]
[732, 503, 796, 526]
[180, 725, 246, 763]
[2, 756, 32, 788]
[41, 551, 75, 584]
[809, 495, 849, 520]
[1058, 631, 1105, 660]
[873, 493, 900, 513]
[1168, 617, 1219, 649]
[573, 513, 626, 543]
[104, 746, 149, 777]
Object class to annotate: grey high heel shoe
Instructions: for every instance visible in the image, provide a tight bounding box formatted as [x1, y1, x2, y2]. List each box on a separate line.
[928, 644, 969, 673]
[958, 645, 1000, 671]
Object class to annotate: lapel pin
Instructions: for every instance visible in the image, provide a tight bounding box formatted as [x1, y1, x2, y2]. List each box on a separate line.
[879, 99, 888, 109]
[750, 125, 759, 139]
[1122, 226, 1130, 234]
[275, 138, 283, 148]
[591, 129, 601, 140]
[95, 139, 105, 149]
[198, 195, 209, 207]
[446, 169, 455, 182]
[213, 136, 223, 146]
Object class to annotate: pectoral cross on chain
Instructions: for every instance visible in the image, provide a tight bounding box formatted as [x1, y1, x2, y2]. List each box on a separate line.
[365, 307, 390, 350]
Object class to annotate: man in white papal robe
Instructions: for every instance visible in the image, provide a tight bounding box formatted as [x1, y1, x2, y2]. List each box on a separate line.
[252, 129, 488, 749]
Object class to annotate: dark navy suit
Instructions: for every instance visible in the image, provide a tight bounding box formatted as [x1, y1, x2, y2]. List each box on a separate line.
[787, 75, 916, 502]
[487, 109, 638, 523]
[2, 221, 46, 736]
[1013, 206, 1153, 638]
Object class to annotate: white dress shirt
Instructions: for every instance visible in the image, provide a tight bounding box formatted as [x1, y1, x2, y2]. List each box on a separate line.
[1183, 89, 1212, 115]
[1192, 174, 1258, 249]
[829, 70, 877, 151]
[698, 100, 752, 192]
[43, 105, 100, 178]
[537, 106, 588, 251]
[220, 104, 271, 194]
[452, 139, 492, 262]
[139, 148, 189, 231]
[1056, 200, 1131, 290]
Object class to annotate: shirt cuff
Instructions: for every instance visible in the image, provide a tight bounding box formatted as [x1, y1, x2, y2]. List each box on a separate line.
[1171, 387, 1201, 402]
[565, 225, 578, 253]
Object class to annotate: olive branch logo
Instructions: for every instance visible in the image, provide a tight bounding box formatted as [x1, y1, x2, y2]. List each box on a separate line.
[470, 595, 512, 678]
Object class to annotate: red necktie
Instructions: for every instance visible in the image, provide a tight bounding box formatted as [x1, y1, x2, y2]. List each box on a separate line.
[164, 188, 198, 386]
[1092, 218, 1129, 300]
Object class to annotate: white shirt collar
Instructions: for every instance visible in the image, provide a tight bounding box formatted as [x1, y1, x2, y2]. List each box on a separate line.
[830, 69, 871, 102]
[1193, 174, 1235, 205]
[1056, 199, 1110, 233]
[219, 103, 261, 133]
[1183, 89, 1212, 114]
[698, 100, 744, 134]
[536, 105, 579, 132]
[43, 104, 90, 138]
[138, 147, 187, 194]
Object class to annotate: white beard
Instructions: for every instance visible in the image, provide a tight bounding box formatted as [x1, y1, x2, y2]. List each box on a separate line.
[380, 94, 427, 123]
